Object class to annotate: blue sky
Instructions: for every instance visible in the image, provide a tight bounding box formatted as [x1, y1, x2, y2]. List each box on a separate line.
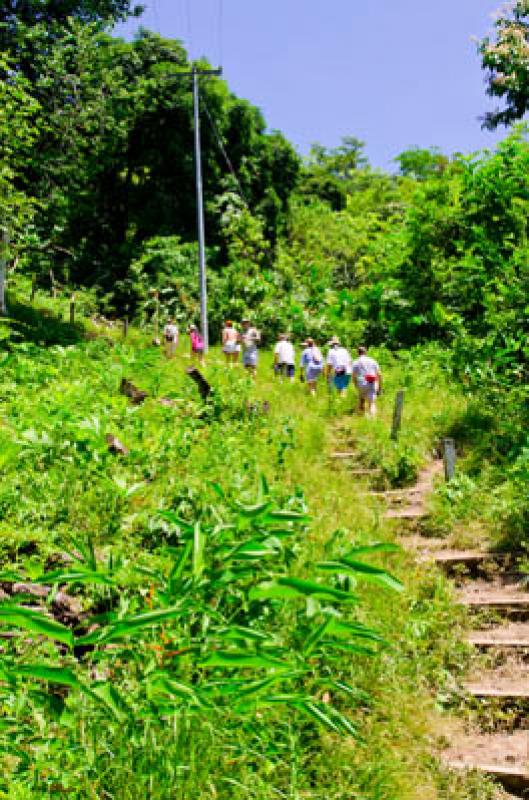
[118, 0, 507, 169]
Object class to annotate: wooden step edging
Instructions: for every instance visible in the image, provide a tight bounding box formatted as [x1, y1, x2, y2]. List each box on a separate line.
[445, 761, 529, 792]
[464, 682, 529, 700]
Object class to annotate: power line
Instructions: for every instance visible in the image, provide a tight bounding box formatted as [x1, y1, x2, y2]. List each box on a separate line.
[217, 0, 224, 68]
[202, 97, 250, 208]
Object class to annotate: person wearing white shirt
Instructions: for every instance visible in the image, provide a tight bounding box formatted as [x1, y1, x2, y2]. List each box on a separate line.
[163, 318, 179, 359]
[326, 337, 352, 394]
[274, 334, 295, 381]
[352, 346, 382, 417]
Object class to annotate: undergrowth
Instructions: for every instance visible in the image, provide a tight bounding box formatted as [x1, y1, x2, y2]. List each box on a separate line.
[0, 284, 501, 799]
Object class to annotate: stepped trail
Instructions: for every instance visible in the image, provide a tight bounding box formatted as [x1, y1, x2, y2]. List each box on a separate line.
[330, 430, 528, 798]
[383, 460, 529, 797]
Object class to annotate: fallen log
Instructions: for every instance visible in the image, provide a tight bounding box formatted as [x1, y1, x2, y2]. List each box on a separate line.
[120, 377, 148, 405]
[186, 367, 212, 401]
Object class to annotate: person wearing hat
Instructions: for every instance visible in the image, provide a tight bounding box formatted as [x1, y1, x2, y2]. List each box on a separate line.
[240, 318, 261, 377]
[222, 320, 240, 366]
[300, 337, 324, 395]
[188, 324, 205, 366]
[273, 333, 295, 382]
[352, 346, 382, 417]
[163, 317, 179, 359]
[326, 336, 352, 395]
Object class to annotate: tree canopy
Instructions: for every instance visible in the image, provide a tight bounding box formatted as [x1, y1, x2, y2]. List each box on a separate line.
[478, 0, 529, 129]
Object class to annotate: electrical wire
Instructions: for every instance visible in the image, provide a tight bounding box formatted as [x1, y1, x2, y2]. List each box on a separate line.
[202, 96, 250, 208]
[217, 0, 224, 67]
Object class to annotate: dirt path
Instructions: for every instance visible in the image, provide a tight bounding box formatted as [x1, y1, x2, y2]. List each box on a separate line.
[380, 459, 529, 798]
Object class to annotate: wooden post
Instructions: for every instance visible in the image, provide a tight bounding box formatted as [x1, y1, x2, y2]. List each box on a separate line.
[30, 274, 37, 303]
[443, 438, 456, 482]
[49, 269, 56, 298]
[154, 290, 159, 342]
[69, 294, 75, 324]
[391, 390, 405, 440]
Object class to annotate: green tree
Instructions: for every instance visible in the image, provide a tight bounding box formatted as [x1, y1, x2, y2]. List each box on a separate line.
[478, 1, 529, 129]
[395, 147, 448, 181]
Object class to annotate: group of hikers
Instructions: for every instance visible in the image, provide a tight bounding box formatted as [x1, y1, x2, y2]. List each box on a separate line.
[163, 317, 382, 417]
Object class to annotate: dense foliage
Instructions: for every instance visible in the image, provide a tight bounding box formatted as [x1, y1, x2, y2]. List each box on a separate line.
[478, 0, 529, 129]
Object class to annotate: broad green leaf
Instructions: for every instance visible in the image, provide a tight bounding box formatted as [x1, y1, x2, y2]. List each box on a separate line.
[295, 700, 342, 734]
[249, 577, 358, 604]
[0, 605, 73, 647]
[303, 617, 333, 657]
[193, 522, 205, 579]
[158, 510, 194, 534]
[199, 651, 288, 669]
[168, 540, 193, 584]
[345, 543, 401, 557]
[215, 626, 271, 643]
[90, 683, 131, 722]
[234, 500, 271, 518]
[263, 510, 310, 523]
[226, 540, 278, 561]
[317, 559, 403, 592]
[10, 664, 80, 687]
[76, 605, 185, 645]
[35, 569, 114, 586]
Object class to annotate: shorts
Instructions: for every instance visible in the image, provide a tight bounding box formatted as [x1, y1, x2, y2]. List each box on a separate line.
[306, 366, 322, 382]
[243, 350, 258, 367]
[223, 342, 238, 354]
[334, 373, 351, 391]
[358, 383, 377, 401]
[276, 363, 294, 378]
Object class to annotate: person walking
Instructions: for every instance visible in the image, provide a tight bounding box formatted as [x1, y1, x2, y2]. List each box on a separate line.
[352, 346, 382, 417]
[222, 320, 239, 366]
[163, 318, 179, 359]
[188, 324, 205, 366]
[300, 337, 324, 396]
[326, 336, 352, 395]
[274, 333, 295, 382]
[240, 318, 261, 377]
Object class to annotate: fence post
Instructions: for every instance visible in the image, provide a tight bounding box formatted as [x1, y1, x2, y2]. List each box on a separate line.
[30, 274, 37, 303]
[391, 390, 405, 440]
[153, 290, 160, 343]
[443, 438, 457, 482]
[49, 269, 57, 298]
[70, 293, 76, 324]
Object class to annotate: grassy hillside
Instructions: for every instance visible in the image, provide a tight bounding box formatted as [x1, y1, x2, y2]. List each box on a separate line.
[0, 285, 505, 799]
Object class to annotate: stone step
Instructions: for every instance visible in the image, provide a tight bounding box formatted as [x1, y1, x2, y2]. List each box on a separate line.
[442, 731, 529, 793]
[468, 623, 529, 650]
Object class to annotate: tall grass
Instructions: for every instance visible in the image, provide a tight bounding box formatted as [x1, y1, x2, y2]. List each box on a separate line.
[0, 285, 495, 798]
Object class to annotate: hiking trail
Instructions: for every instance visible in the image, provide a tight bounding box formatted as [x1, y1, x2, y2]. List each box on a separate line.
[385, 460, 529, 797]
[330, 424, 528, 798]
